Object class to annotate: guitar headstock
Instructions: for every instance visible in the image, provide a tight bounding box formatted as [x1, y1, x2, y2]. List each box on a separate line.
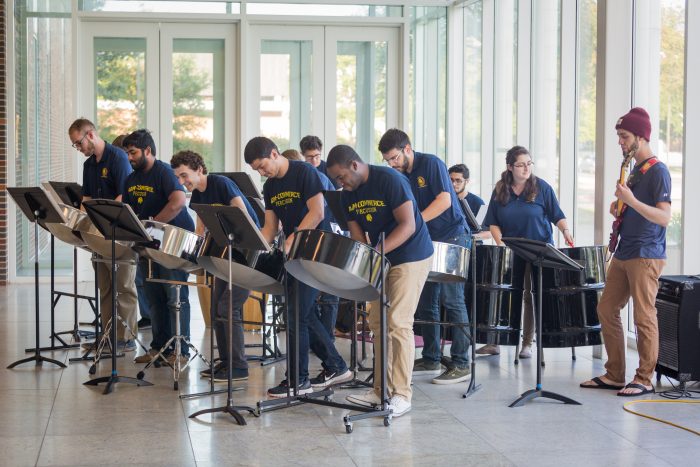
[621, 146, 637, 170]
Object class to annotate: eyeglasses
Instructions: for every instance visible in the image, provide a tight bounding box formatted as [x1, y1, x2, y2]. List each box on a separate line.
[383, 147, 405, 166]
[71, 132, 89, 149]
[304, 154, 321, 161]
[512, 161, 534, 169]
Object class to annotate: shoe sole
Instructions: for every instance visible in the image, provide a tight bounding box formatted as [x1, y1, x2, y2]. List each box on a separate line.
[267, 387, 313, 398]
[432, 374, 471, 385]
[390, 405, 411, 417]
[213, 376, 249, 383]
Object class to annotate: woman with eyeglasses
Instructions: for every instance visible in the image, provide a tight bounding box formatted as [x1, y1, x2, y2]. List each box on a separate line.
[476, 145, 574, 358]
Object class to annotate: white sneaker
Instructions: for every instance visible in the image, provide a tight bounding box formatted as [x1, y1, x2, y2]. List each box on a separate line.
[388, 395, 411, 417]
[346, 390, 381, 408]
[519, 345, 532, 359]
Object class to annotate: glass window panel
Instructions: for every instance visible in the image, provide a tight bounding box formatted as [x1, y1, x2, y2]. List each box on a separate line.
[409, 6, 448, 159]
[81, 1, 239, 14]
[530, 0, 561, 194]
[493, 0, 518, 173]
[27, 0, 71, 13]
[16, 12, 74, 276]
[633, 0, 685, 274]
[336, 41, 388, 164]
[575, 0, 597, 247]
[259, 40, 313, 151]
[247, 3, 400, 17]
[94, 37, 147, 144]
[172, 39, 225, 172]
[462, 1, 482, 196]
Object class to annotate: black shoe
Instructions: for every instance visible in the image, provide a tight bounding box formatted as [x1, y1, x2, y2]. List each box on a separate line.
[267, 379, 312, 398]
[213, 367, 249, 382]
[310, 368, 353, 388]
[200, 361, 225, 377]
[137, 317, 151, 329]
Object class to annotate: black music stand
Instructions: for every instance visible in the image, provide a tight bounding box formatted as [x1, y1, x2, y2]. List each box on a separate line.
[462, 200, 482, 398]
[215, 172, 262, 199]
[188, 204, 261, 425]
[82, 200, 154, 394]
[501, 237, 583, 408]
[7, 187, 67, 369]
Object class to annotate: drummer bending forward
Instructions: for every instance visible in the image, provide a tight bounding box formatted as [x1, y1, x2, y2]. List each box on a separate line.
[69, 118, 138, 352]
[244, 136, 352, 398]
[171, 150, 261, 382]
[122, 130, 195, 366]
[326, 145, 434, 417]
[380, 129, 472, 384]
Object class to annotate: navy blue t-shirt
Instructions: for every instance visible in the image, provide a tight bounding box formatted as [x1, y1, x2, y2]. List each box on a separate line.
[263, 160, 330, 236]
[317, 160, 341, 189]
[466, 192, 485, 217]
[82, 143, 132, 200]
[190, 174, 260, 228]
[124, 159, 194, 231]
[342, 165, 433, 266]
[408, 152, 469, 241]
[482, 178, 565, 244]
[616, 159, 671, 260]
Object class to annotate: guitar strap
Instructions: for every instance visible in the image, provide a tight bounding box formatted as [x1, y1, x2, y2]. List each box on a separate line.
[618, 157, 659, 216]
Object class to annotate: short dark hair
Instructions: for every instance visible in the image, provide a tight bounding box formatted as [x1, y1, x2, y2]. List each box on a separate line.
[170, 150, 208, 174]
[449, 163, 470, 179]
[327, 145, 363, 168]
[378, 128, 411, 154]
[244, 136, 278, 164]
[123, 129, 156, 157]
[299, 135, 322, 153]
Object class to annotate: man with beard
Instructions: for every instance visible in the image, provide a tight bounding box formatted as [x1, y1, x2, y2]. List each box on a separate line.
[68, 119, 137, 352]
[122, 129, 195, 366]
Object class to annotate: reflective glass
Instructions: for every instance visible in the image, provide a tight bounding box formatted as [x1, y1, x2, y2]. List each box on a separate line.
[462, 1, 482, 196]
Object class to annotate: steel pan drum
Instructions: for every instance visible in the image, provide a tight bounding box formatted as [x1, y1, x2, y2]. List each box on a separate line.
[75, 215, 137, 260]
[285, 229, 390, 302]
[136, 220, 203, 272]
[45, 204, 87, 249]
[466, 245, 523, 346]
[197, 232, 285, 295]
[540, 245, 606, 347]
[427, 241, 470, 283]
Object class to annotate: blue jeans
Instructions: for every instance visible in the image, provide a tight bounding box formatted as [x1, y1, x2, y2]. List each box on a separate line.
[309, 292, 339, 369]
[416, 232, 471, 368]
[139, 260, 190, 356]
[287, 276, 347, 382]
[135, 262, 151, 319]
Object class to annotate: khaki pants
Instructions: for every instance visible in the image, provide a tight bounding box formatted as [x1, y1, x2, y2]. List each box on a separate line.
[96, 261, 138, 341]
[368, 255, 432, 402]
[597, 257, 665, 386]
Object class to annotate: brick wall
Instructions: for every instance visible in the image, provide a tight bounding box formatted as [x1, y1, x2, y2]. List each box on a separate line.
[1, 2, 8, 285]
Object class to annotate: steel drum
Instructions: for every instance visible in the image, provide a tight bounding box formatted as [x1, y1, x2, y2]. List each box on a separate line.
[196, 232, 285, 295]
[465, 245, 523, 346]
[135, 220, 204, 273]
[540, 245, 606, 348]
[45, 204, 87, 249]
[285, 229, 390, 302]
[427, 241, 470, 283]
[75, 215, 137, 260]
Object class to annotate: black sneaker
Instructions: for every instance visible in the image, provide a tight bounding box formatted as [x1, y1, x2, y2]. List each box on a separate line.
[200, 361, 225, 377]
[213, 367, 249, 382]
[137, 317, 151, 329]
[267, 379, 313, 398]
[310, 368, 353, 388]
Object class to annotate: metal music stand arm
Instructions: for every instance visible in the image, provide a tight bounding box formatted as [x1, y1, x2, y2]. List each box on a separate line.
[501, 237, 583, 408]
[81, 200, 154, 394]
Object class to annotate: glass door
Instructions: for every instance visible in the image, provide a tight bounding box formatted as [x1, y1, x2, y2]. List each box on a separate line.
[247, 25, 399, 163]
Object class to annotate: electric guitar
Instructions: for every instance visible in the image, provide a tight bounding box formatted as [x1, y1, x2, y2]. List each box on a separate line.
[607, 148, 637, 257]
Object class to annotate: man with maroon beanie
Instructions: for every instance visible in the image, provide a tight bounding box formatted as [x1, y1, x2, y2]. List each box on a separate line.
[580, 107, 671, 396]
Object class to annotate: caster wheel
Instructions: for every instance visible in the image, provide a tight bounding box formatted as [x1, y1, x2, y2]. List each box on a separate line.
[137, 371, 144, 380]
[383, 416, 391, 427]
[89, 365, 96, 375]
[174, 381, 179, 391]
[345, 424, 353, 433]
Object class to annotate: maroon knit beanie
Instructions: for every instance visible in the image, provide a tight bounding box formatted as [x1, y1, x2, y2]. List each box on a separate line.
[615, 107, 651, 141]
